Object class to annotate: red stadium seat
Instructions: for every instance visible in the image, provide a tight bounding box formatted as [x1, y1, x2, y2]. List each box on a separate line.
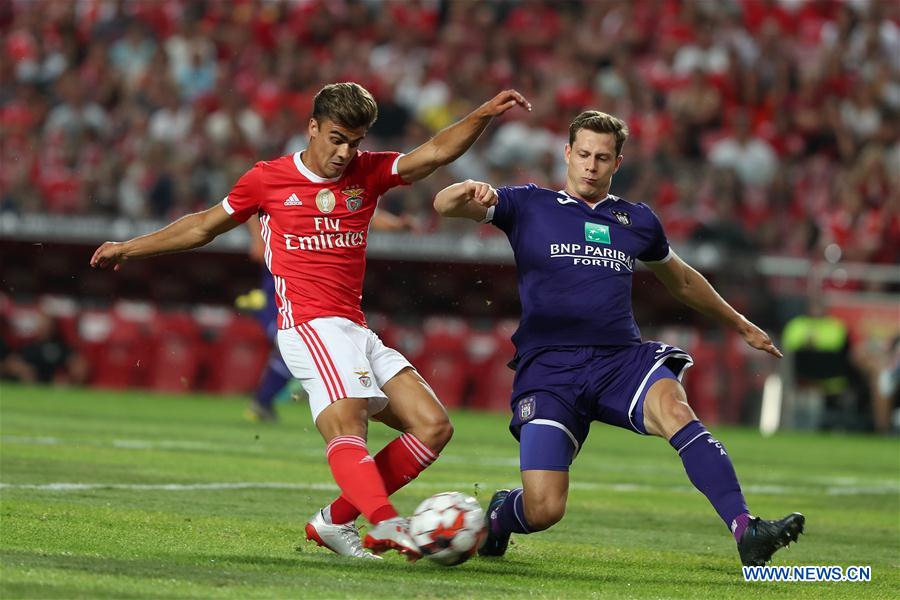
[85, 314, 148, 389]
[38, 295, 80, 347]
[418, 353, 469, 409]
[6, 303, 44, 348]
[416, 316, 470, 408]
[379, 320, 426, 367]
[682, 334, 721, 425]
[204, 315, 269, 394]
[147, 312, 203, 393]
[467, 320, 517, 411]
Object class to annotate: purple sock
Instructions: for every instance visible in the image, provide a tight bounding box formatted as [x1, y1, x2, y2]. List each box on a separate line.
[489, 488, 532, 536]
[255, 353, 291, 409]
[669, 420, 750, 542]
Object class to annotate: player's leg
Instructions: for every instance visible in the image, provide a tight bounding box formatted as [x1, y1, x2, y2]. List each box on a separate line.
[641, 369, 804, 565]
[480, 422, 575, 556]
[277, 322, 419, 559]
[245, 274, 285, 421]
[246, 348, 291, 422]
[326, 367, 452, 525]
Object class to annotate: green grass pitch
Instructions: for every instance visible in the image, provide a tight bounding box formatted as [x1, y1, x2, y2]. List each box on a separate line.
[1, 383, 897, 598]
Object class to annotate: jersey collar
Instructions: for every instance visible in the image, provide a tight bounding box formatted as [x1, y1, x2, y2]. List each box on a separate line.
[294, 151, 342, 183]
[558, 189, 613, 209]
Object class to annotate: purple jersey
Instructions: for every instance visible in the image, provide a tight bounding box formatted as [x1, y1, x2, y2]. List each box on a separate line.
[486, 184, 672, 357]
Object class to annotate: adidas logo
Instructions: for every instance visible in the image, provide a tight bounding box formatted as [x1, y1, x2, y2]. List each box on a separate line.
[359, 455, 374, 464]
[284, 193, 302, 206]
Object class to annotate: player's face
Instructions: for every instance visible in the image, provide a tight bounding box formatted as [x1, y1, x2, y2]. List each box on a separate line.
[307, 118, 367, 178]
[564, 130, 623, 201]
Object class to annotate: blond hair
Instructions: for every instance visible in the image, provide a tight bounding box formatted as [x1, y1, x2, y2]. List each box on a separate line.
[568, 111, 629, 156]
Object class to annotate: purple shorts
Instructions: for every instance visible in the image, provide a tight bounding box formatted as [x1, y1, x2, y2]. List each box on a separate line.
[511, 342, 693, 471]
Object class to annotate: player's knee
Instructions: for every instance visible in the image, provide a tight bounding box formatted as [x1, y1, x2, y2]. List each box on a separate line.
[417, 415, 453, 453]
[524, 497, 566, 531]
[316, 399, 369, 440]
[659, 396, 696, 437]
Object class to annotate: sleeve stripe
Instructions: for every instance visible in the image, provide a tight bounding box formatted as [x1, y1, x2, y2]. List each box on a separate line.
[643, 248, 674, 264]
[221, 196, 236, 215]
[391, 153, 404, 176]
[480, 205, 496, 224]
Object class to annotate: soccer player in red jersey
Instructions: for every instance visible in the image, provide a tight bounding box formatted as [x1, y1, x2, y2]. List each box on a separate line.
[91, 82, 530, 559]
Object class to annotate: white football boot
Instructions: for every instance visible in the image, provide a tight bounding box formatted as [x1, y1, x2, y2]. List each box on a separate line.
[305, 510, 382, 560]
[362, 516, 422, 561]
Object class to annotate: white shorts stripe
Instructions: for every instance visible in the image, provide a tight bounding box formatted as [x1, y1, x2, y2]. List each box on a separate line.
[626, 351, 694, 434]
[301, 322, 347, 399]
[276, 318, 413, 424]
[528, 419, 581, 456]
[295, 325, 339, 402]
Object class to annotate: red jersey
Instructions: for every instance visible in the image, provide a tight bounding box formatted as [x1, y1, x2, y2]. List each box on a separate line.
[222, 150, 406, 329]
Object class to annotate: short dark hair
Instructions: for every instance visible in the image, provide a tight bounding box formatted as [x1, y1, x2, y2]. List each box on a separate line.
[568, 111, 629, 156]
[312, 82, 378, 130]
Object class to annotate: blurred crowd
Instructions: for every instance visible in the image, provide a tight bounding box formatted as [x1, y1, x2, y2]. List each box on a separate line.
[1, 0, 898, 263]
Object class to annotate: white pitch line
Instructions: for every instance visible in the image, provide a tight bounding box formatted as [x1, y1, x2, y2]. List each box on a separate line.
[0, 482, 339, 492]
[1, 480, 896, 496]
[3, 437, 896, 496]
[1, 435, 268, 454]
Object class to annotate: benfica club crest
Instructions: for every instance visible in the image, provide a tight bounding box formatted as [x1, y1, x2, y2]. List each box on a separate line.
[611, 209, 631, 226]
[355, 370, 372, 388]
[342, 186, 365, 212]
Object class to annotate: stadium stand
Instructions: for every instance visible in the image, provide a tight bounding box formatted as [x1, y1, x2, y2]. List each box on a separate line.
[1, 1, 897, 428]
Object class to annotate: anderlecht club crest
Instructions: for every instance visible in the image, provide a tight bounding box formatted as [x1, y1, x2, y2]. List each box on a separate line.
[519, 396, 535, 421]
[611, 209, 632, 226]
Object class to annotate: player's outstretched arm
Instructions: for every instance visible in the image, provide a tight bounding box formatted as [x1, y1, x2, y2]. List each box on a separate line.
[90, 204, 240, 271]
[646, 252, 783, 358]
[398, 90, 531, 183]
[371, 209, 417, 232]
[434, 179, 497, 221]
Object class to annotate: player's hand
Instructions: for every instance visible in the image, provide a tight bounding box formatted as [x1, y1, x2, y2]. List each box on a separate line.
[478, 89, 532, 118]
[90, 241, 129, 272]
[464, 179, 498, 207]
[739, 320, 783, 358]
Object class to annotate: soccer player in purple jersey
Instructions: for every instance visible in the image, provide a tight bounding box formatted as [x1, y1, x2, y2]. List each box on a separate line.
[434, 111, 804, 567]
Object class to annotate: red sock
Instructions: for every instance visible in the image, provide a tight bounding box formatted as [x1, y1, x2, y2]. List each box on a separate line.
[325, 435, 397, 525]
[328, 433, 438, 524]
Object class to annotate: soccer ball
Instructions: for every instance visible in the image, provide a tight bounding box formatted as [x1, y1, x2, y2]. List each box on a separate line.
[409, 491, 486, 566]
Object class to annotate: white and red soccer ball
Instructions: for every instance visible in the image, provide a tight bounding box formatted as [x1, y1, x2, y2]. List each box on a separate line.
[409, 492, 486, 566]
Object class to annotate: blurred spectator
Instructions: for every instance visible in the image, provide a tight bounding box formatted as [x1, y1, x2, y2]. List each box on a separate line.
[708, 111, 778, 187]
[43, 73, 109, 139]
[109, 20, 156, 89]
[0, 0, 896, 265]
[1, 313, 88, 385]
